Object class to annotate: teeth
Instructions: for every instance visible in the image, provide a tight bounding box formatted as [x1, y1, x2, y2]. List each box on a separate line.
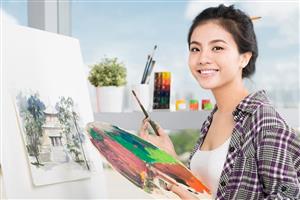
[198, 69, 219, 74]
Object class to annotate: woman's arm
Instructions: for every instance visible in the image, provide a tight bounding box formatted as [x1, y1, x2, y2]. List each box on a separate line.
[256, 127, 300, 199]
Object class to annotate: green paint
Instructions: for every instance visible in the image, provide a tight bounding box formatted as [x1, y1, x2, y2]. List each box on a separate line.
[91, 124, 178, 164]
[145, 147, 177, 163]
[204, 102, 213, 110]
[103, 128, 177, 164]
[105, 130, 155, 162]
[90, 128, 103, 141]
[114, 126, 158, 149]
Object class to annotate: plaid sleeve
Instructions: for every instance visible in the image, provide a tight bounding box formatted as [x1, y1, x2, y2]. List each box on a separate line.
[256, 126, 300, 199]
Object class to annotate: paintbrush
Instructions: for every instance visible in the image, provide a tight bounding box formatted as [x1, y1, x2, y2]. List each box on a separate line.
[141, 54, 150, 84]
[141, 45, 157, 84]
[145, 60, 156, 84]
[131, 90, 160, 136]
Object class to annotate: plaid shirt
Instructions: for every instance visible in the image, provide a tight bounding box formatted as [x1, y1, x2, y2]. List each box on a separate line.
[188, 90, 300, 200]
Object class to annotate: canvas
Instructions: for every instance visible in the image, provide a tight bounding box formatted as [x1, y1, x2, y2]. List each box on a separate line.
[87, 121, 212, 199]
[14, 90, 92, 186]
[2, 24, 106, 198]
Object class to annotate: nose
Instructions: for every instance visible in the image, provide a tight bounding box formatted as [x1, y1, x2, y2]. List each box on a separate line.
[197, 49, 212, 65]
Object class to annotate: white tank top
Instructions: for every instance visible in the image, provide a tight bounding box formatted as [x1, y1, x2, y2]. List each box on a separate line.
[190, 136, 231, 198]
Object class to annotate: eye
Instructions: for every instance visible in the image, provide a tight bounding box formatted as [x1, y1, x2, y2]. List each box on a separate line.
[212, 46, 224, 51]
[190, 47, 200, 52]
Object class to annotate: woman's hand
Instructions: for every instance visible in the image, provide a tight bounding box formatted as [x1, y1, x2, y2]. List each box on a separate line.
[167, 184, 200, 200]
[139, 118, 177, 158]
[139, 119, 209, 200]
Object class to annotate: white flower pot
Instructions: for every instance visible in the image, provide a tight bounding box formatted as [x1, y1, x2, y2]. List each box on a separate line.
[96, 86, 125, 112]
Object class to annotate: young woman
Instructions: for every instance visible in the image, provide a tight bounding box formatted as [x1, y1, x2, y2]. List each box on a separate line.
[139, 4, 300, 200]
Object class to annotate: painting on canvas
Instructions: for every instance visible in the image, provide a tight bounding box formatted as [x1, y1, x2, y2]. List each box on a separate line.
[14, 90, 92, 186]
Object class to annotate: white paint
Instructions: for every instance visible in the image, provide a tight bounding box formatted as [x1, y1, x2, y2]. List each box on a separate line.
[1, 24, 107, 198]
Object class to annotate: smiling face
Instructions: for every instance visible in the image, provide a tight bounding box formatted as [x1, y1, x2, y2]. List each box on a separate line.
[188, 21, 251, 90]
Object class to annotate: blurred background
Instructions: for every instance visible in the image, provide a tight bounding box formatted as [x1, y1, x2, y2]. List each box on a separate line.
[2, 1, 299, 108]
[2, 0, 299, 159]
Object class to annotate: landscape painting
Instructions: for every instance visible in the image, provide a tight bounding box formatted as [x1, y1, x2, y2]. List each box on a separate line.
[15, 90, 92, 186]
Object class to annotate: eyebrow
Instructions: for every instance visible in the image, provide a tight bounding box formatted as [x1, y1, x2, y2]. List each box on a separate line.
[189, 39, 228, 46]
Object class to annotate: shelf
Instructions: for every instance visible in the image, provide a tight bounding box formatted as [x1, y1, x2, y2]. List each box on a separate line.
[94, 110, 210, 131]
[94, 108, 299, 131]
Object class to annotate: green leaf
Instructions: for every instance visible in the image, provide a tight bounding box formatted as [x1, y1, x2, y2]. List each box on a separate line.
[88, 57, 127, 87]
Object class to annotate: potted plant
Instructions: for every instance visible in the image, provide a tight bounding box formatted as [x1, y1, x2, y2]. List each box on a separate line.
[88, 57, 127, 112]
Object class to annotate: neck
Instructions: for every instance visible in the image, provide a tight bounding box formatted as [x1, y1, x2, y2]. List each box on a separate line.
[212, 78, 249, 114]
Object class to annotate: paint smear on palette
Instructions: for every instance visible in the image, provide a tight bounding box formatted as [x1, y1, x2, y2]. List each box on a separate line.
[86, 122, 212, 199]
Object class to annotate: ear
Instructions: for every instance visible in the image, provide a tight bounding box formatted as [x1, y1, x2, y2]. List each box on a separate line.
[240, 52, 252, 69]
